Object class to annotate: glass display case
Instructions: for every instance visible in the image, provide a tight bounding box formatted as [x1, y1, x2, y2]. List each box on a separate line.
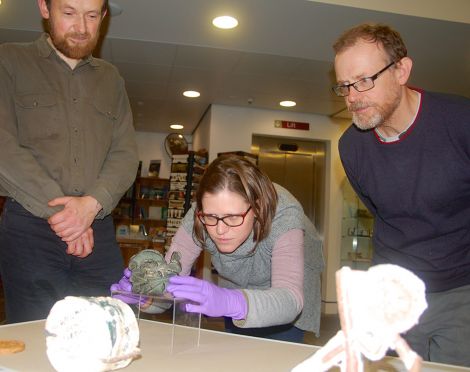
[341, 181, 374, 270]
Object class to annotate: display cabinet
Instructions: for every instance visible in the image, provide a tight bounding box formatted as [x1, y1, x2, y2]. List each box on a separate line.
[112, 177, 169, 264]
[340, 181, 374, 270]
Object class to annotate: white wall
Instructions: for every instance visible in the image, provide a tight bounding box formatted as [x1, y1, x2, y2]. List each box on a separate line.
[195, 104, 350, 313]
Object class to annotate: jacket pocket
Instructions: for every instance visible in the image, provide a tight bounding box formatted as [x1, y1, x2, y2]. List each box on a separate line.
[92, 95, 120, 122]
[15, 92, 61, 144]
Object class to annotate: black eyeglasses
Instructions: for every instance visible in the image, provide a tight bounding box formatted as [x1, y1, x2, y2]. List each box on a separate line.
[197, 206, 252, 227]
[332, 61, 395, 97]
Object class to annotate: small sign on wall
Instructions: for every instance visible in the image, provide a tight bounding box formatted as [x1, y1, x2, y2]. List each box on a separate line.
[274, 120, 310, 131]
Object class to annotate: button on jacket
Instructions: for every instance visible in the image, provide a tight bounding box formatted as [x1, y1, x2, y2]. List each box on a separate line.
[0, 34, 139, 218]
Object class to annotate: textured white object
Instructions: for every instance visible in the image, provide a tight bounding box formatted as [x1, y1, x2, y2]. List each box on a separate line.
[45, 296, 140, 372]
[340, 264, 427, 361]
[292, 264, 427, 372]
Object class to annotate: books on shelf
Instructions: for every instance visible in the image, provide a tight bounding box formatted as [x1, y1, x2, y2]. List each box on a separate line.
[168, 208, 184, 219]
[167, 218, 183, 228]
[171, 154, 189, 163]
[166, 226, 179, 235]
[170, 172, 187, 182]
[171, 162, 188, 173]
[163, 150, 208, 252]
[168, 199, 185, 210]
[170, 181, 187, 191]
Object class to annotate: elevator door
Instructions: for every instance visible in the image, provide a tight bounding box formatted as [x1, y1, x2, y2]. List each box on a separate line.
[252, 135, 326, 235]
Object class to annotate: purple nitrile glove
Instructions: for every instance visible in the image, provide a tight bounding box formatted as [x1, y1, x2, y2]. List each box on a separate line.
[110, 268, 148, 306]
[166, 275, 247, 320]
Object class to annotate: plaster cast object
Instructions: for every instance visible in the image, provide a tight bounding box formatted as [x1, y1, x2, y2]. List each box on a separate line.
[45, 296, 140, 372]
[292, 264, 427, 372]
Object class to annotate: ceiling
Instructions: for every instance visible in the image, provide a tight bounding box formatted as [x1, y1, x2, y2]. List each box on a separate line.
[1, 0, 469, 134]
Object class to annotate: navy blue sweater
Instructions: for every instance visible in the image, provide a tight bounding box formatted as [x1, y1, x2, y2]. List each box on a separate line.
[339, 89, 470, 292]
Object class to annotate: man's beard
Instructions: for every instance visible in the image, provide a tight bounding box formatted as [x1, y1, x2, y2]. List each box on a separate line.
[48, 21, 100, 60]
[349, 90, 401, 131]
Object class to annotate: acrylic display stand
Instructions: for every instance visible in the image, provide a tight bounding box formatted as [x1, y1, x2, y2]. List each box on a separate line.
[110, 290, 201, 354]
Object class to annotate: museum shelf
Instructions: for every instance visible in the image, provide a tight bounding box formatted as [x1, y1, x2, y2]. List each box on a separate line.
[112, 176, 170, 264]
[340, 182, 374, 270]
[165, 151, 208, 251]
[165, 151, 208, 278]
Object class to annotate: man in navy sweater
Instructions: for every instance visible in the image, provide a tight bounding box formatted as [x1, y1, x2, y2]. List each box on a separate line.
[332, 23, 470, 367]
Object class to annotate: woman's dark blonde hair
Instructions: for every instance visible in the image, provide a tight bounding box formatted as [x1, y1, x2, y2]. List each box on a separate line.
[333, 23, 407, 63]
[193, 155, 278, 249]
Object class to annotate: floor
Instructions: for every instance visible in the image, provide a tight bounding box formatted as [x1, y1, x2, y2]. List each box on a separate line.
[305, 313, 341, 346]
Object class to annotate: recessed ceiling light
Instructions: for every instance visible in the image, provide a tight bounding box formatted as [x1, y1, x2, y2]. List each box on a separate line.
[212, 16, 238, 29]
[183, 90, 200, 98]
[280, 100, 296, 107]
[170, 124, 184, 130]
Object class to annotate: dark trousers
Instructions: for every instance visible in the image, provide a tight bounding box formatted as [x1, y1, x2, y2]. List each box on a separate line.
[0, 199, 124, 323]
[224, 317, 305, 343]
[402, 283, 470, 367]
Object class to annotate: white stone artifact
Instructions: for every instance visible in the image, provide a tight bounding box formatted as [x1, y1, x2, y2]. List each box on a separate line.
[292, 264, 427, 372]
[45, 296, 141, 372]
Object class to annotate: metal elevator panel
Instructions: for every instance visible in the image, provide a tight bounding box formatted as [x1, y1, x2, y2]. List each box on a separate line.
[251, 135, 326, 235]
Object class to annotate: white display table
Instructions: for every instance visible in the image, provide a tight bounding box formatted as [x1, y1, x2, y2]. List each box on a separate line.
[0, 320, 469, 372]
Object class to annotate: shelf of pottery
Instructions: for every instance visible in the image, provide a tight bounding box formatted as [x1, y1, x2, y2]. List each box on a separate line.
[340, 180, 374, 270]
[165, 151, 208, 252]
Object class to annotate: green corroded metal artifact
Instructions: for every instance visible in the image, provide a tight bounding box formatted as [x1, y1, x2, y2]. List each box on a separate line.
[129, 250, 182, 296]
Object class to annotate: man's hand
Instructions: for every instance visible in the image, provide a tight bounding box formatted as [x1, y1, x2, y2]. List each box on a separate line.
[48, 195, 102, 242]
[66, 227, 94, 258]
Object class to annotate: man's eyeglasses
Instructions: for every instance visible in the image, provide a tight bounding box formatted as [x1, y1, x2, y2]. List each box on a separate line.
[332, 61, 395, 97]
[197, 206, 252, 227]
